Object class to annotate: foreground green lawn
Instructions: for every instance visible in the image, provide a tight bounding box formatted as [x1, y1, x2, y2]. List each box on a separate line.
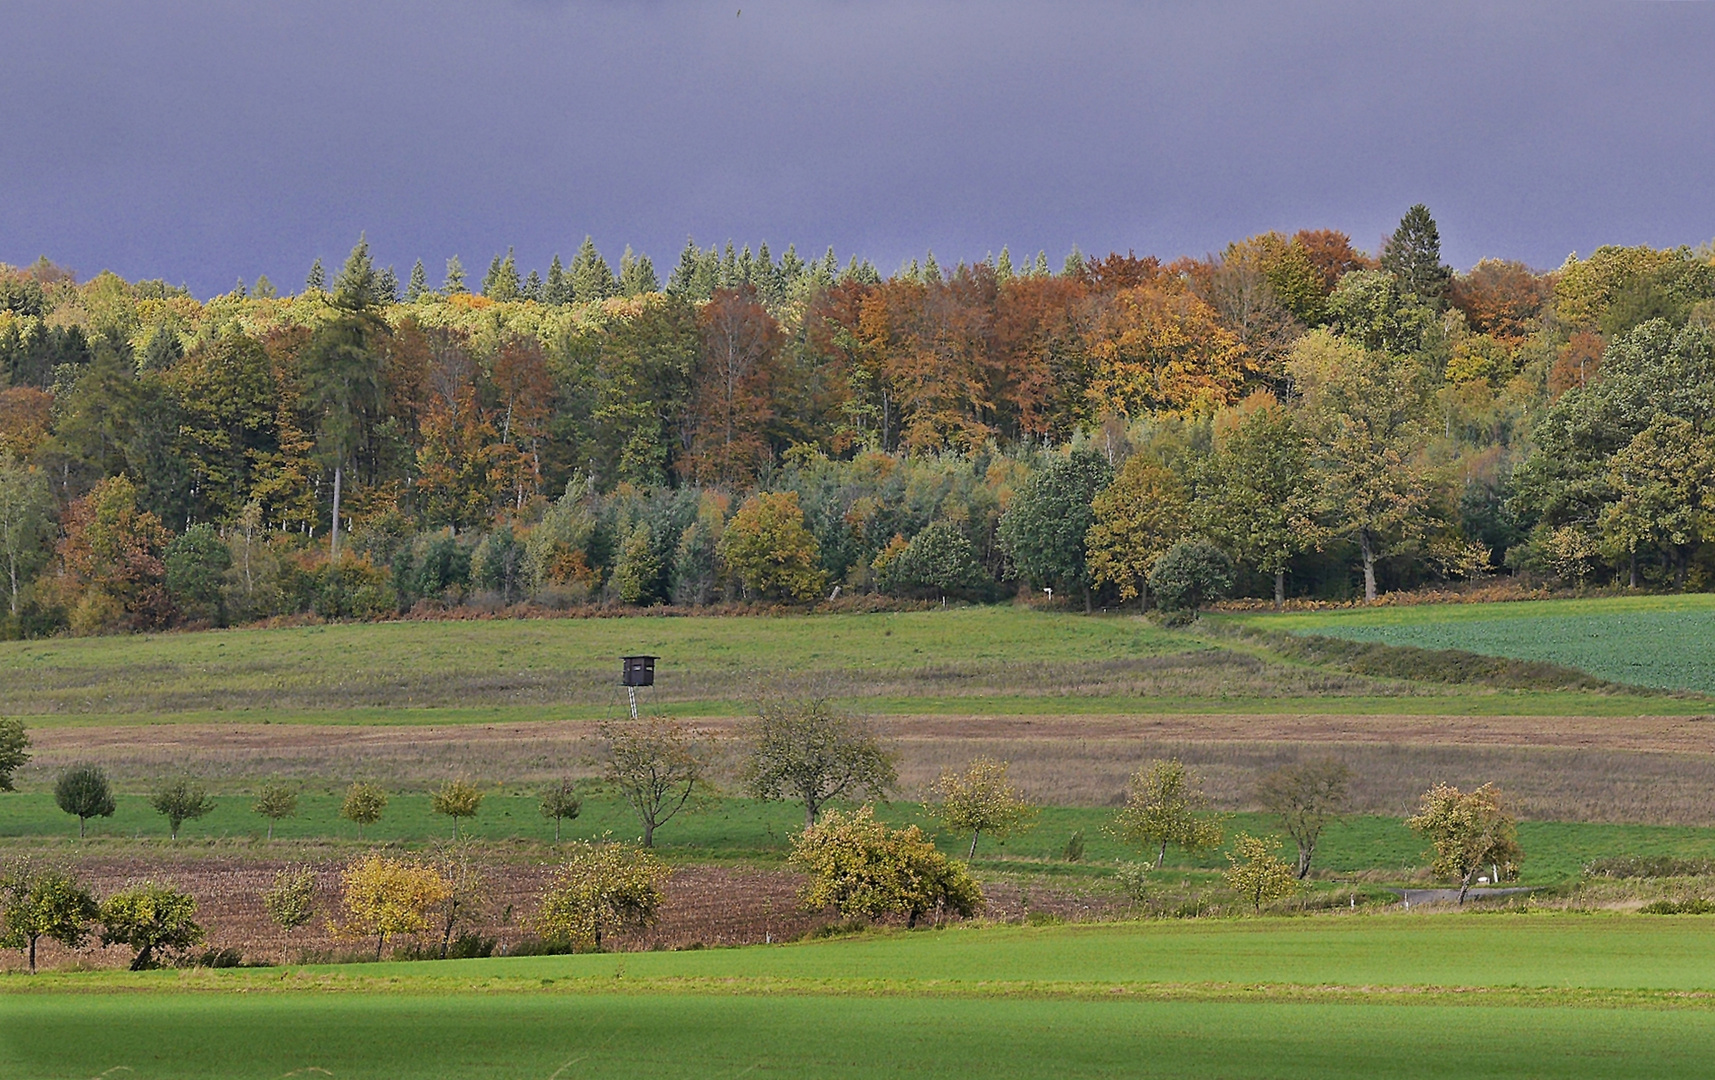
[6, 993, 1713, 1080]
[1237, 593, 1715, 693]
[12, 919, 1715, 1079]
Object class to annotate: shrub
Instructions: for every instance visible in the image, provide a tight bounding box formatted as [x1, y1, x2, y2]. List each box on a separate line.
[1641, 899, 1715, 915]
[534, 841, 668, 951]
[100, 882, 205, 970]
[790, 805, 984, 928]
[1147, 540, 1234, 612]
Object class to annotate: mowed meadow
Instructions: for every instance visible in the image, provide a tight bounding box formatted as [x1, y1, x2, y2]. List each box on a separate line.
[14, 918, 1715, 1079]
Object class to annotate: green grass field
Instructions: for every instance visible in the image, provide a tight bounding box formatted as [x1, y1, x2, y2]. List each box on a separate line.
[9, 792, 1715, 884]
[1235, 593, 1715, 694]
[11, 919, 1715, 1079]
[4, 604, 1704, 727]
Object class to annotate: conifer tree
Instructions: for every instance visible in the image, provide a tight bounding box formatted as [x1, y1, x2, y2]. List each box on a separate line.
[483, 249, 520, 301]
[1380, 204, 1452, 303]
[922, 251, 942, 283]
[522, 269, 543, 302]
[1062, 245, 1084, 278]
[443, 256, 467, 295]
[569, 236, 615, 302]
[305, 258, 326, 293]
[996, 247, 1014, 282]
[405, 260, 428, 301]
[377, 266, 399, 303]
[232, 278, 247, 299]
[1032, 251, 1049, 277]
[545, 255, 569, 304]
[667, 238, 702, 298]
[618, 249, 659, 296]
[141, 323, 182, 372]
[252, 274, 277, 299]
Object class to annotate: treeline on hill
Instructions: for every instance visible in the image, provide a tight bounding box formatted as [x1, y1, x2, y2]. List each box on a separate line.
[2, 207, 1715, 635]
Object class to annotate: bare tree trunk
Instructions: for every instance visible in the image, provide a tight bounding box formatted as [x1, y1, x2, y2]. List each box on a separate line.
[330, 463, 343, 562]
[1274, 569, 1285, 608]
[968, 829, 982, 859]
[1156, 841, 1167, 870]
[1630, 550, 1638, 588]
[1360, 530, 1377, 602]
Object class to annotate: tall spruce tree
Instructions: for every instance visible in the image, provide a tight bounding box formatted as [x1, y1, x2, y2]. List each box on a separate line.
[1380, 204, 1452, 304]
[305, 258, 326, 293]
[443, 256, 467, 295]
[569, 236, 616, 302]
[405, 259, 429, 301]
[545, 255, 569, 304]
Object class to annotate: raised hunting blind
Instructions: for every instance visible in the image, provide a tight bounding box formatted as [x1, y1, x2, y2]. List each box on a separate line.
[621, 655, 657, 719]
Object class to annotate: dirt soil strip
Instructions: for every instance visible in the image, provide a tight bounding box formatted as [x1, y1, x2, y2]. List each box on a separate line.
[29, 712, 1715, 759]
[21, 712, 1715, 822]
[3, 856, 1116, 974]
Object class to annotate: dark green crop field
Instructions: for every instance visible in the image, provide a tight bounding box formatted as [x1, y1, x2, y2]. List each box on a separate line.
[1235, 594, 1715, 694]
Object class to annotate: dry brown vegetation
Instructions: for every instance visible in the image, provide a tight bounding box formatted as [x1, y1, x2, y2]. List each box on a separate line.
[20, 709, 1715, 823]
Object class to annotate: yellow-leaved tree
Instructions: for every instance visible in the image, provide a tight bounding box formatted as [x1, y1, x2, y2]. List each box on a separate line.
[333, 854, 450, 959]
[716, 491, 826, 602]
[1085, 454, 1187, 610]
[534, 841, 668, 951]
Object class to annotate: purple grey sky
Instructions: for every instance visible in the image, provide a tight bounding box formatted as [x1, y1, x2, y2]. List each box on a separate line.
[4, 2, 1713, 298]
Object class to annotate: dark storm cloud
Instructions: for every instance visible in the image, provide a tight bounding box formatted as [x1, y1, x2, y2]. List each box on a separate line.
[3, 1, 1712, 296]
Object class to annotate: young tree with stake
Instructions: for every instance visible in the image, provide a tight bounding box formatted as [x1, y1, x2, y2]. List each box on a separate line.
[431, 779, 484, 838]
[927, 758, 1038, 858]
[54, 765, 115, 838]
[1112, 759, 1223, 869]
[150, 778, 215, 840]
[1224, 833, 1301, 914]
[262, 867, 317, 962]
[539, 779, 583, 842]
[341, 782, 388, 839]
[252, 782, 299, 841]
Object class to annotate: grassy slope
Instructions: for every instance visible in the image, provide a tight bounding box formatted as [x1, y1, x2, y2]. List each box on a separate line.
[12, 920, 1715, 1078]
[1, 605, 1700, 726]
[1234, 594, 1715, 694]
[10, 794, 1715, 884]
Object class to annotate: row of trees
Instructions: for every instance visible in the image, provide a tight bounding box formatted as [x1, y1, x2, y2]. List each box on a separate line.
[5, 210, 1714, 635]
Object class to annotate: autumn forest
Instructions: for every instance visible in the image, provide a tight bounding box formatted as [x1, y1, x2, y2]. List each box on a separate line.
[1, 206, 1712, 635]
